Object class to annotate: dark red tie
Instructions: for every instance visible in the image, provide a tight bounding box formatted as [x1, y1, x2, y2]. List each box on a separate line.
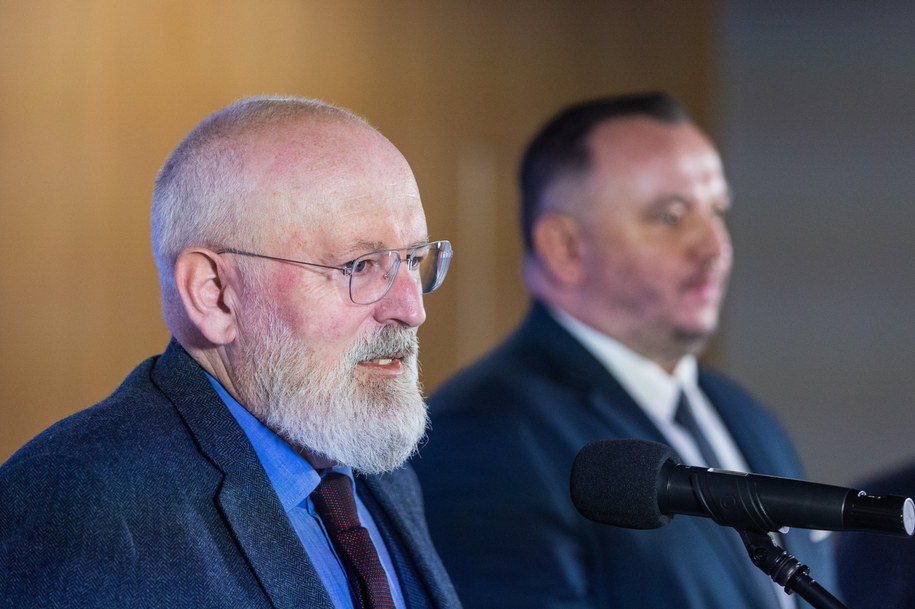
[311, 473, 396, 609]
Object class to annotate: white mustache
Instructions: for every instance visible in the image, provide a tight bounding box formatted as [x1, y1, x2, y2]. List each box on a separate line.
[349, 327, 418, 363]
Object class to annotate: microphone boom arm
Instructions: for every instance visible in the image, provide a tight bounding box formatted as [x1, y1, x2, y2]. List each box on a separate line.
[737, 529, 847, 609]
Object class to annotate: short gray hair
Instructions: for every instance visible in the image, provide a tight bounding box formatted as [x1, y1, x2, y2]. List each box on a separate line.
[150, 95, 367, 323]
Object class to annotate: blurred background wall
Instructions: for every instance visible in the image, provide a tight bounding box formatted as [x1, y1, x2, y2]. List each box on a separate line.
[1, 1, 911, 488]
[719, 2, 915, 486]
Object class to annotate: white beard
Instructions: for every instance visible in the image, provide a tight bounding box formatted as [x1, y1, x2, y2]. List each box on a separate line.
[233, 314, 428, 475]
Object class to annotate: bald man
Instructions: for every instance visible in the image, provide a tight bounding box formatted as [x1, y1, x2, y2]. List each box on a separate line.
[0, 96, 459, 609]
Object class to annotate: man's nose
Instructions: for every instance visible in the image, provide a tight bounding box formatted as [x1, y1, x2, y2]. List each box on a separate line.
[694, 214, 733, 264]
[373, 260, 427, 328]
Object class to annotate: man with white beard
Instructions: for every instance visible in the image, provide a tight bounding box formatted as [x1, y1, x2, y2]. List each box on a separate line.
[0, 96, 459, 609]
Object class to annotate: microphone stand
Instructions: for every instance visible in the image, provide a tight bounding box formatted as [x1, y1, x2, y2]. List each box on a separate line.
[737, 529, 847, 609]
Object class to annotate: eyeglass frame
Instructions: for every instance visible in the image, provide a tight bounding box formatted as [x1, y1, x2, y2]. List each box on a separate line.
[215, 240, 452, 305]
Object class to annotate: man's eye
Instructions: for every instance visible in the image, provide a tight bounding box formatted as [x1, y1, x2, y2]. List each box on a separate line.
[660, 209, 684, 226]
[351, 258, 375, 275]
[713, 204, 730, 219]
[652, 200, 688, 227]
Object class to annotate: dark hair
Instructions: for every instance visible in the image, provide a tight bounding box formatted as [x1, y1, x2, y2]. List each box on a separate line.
[519, 92, 691, 253]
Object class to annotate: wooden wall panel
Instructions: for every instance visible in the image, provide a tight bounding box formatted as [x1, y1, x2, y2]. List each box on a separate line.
[0, 0, 717, 461]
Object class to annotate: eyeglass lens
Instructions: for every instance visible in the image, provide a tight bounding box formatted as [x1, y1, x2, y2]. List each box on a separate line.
[349, 241, 451, 304]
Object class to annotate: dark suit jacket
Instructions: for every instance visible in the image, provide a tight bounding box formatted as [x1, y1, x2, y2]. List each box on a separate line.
[0, 339, 461, 609]
[413, 302, 836, 609]
[836, 464, 915, 609]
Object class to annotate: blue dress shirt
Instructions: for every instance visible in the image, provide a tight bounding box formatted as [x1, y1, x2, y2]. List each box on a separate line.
[207, 375, 407, 609]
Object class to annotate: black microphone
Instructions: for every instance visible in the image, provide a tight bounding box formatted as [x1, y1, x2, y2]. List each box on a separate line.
[570, 439, 915, 536]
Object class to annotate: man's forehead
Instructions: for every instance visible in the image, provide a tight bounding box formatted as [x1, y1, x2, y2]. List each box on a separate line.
[567, 119, 727, 212]
[588, 119, 721, 174]
[264, 190, 428, 257]
[589, 117, 708, 159]
[239, 119, 390, 175]
[238, 119, 420, 212]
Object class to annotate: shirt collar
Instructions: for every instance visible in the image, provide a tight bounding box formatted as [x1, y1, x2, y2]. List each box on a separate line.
[205, 374, 354, 512]
[549, 306, 699, 422]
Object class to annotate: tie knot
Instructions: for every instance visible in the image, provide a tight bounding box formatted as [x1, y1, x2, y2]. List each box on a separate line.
[312, 472, 361, 535]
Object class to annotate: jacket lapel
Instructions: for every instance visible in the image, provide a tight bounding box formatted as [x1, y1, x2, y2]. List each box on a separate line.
[519, 302, 671, 445]
[151, 340, 334, 609]
[699, 372, 788, 477]
[358, 469, 459, 609]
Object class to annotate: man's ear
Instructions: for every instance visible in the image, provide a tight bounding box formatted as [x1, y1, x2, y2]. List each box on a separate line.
[173, 247, 238, 345]
[531, 212, 586, 286]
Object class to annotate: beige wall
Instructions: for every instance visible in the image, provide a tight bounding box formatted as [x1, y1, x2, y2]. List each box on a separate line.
[0, 1, 717, 462]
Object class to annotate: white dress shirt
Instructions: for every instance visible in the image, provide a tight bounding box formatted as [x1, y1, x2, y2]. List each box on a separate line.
[551, 306, 747, 471]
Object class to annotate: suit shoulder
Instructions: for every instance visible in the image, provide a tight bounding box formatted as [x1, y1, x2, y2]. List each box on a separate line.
[4, 356, 171, 462]
[698, 366, 757, 397]
[0, 353, 204, 501]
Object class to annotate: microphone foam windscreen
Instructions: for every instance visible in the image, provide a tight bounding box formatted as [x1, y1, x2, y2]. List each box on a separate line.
[570, 439, 680, 529]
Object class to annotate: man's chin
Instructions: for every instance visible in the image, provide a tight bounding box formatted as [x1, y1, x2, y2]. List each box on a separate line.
[333, 431, 426, 475]
[673, 323, 717, 353]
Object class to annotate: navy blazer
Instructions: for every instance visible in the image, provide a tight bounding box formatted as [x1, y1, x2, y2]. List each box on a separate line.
[0, 340, 461, 609]
[413, 302, 836, 609]
[836, 464, 915, 609]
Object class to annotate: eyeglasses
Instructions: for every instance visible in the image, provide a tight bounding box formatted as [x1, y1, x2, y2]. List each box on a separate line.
[216, 240, 452, 305]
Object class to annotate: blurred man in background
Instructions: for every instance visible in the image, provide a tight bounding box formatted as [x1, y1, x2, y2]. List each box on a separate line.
[413, 92, 836, 609]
